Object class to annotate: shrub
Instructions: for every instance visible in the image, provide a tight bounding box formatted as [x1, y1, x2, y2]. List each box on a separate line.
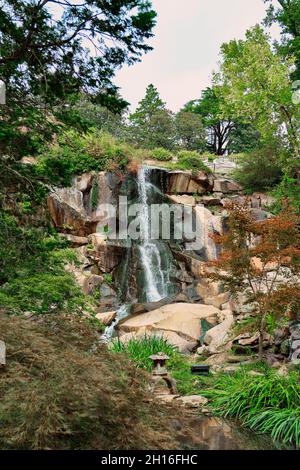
[0, 315, 175, 450]
[150, 148, 173, 161]
[200, 152, 216, 162]
[37, 130, 131, 186]
[175, 150, 211, 172]
[177, 150, 201, 161]
[271, 175, 300, 214]
[0, 272, 86, 315]
[233, 144, 283, 193]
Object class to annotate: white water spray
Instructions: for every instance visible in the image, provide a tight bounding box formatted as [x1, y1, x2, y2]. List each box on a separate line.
[137, 167, 168, 302]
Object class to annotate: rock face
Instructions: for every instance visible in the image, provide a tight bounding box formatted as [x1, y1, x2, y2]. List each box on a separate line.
[167, 171, 214, 195]
[213, 178, 243, 194]
[48, 172, 121, 236]
[192, 205, 226, 261]
[167, 194, 196, 206]
[118, 303, 221, 352]
[204, 312, 234, 352]
[48, 187, 96, 236]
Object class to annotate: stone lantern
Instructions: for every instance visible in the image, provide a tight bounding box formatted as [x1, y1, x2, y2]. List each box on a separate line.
[149, 352, 177, 394]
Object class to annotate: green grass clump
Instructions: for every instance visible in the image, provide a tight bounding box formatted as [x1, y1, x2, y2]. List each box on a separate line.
[201, 368, 300, 448]
[110, 336, 215, 395]
[110, 335, 178, 372]
[174, 150, 211, 173]
[150, 148, 173, 161]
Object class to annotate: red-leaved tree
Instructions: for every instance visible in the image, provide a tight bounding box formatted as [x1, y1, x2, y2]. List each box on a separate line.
[205, 202, 300, 360]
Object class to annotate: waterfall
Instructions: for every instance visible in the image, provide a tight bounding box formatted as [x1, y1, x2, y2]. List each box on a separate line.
[137, 167, 168, 303]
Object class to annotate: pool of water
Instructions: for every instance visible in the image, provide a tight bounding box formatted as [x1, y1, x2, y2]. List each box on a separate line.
[171, 414, 277, 450]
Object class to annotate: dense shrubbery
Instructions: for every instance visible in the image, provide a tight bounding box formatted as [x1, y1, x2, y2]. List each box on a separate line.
[0, 315, 174, 450]
[37, 130, 132, 186]
[233, 144, 283, 193]
[150, 148, 173, 161]
[0, 212, 90, 315]
[272, 175, 300, 214]
[175, 150, 211, 172]
[0, 273, 85, 315]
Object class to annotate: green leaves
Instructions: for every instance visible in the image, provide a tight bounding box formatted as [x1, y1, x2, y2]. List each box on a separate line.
[214, 25, 299, 159]
[203, 368, 300, 447]
[129, 84, 175, 149]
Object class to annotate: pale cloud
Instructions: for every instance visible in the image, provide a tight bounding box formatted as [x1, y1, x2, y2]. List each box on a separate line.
[115, 0, 281, 112]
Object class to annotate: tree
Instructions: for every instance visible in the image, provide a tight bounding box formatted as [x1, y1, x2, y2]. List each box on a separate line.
[214, 26, 300, 162]
[206, 202, 300, 360]
[227, 122, 260, 154]
[0, 0, 156, 106]
[184, 88, 234, 155]
[264, 0, 300, 80]
[174, 111, 206, 151]
[55, 94, 126, 137]
[129, 84, 175, 149]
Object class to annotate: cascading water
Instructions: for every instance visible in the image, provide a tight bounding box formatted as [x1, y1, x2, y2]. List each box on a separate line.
[137, 167, 168, 302]
[101, 165, 177, 340]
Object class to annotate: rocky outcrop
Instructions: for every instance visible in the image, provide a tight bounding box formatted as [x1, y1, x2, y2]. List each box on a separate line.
[117, 303, 221, 352]
[167, 195, 196, 206]
[213, 178, 243, 194]
[48, 172, 121, 236]
[87, 236, 127, 274]
[48, 187, 96, 236]
[204, 311, 234, 353]
[167, 171, 214, 195]
[96, 311, 117, 326]
[60, 234, 89, 247]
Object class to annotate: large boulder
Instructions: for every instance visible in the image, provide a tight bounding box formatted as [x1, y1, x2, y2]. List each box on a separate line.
[118, 303, 221, 352]
[204, 311, 234, 352]
[167, 171, 214, 195]
[213, 178, 243, 194]
[96, 311, 117, 326]
[98, 283, 118, 311]
[87, 234, 127, 273]
[48, 172, 121, 237]
[75, 273, 104, 295]
[193, 206, 226, 260]
[48, 187, 96, 236]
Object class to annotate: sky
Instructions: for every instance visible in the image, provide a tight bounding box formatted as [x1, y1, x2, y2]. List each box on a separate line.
[115, 0, 281, 112]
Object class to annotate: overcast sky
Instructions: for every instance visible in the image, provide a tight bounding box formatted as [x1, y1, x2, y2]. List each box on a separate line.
[115, 0, 281, 112]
